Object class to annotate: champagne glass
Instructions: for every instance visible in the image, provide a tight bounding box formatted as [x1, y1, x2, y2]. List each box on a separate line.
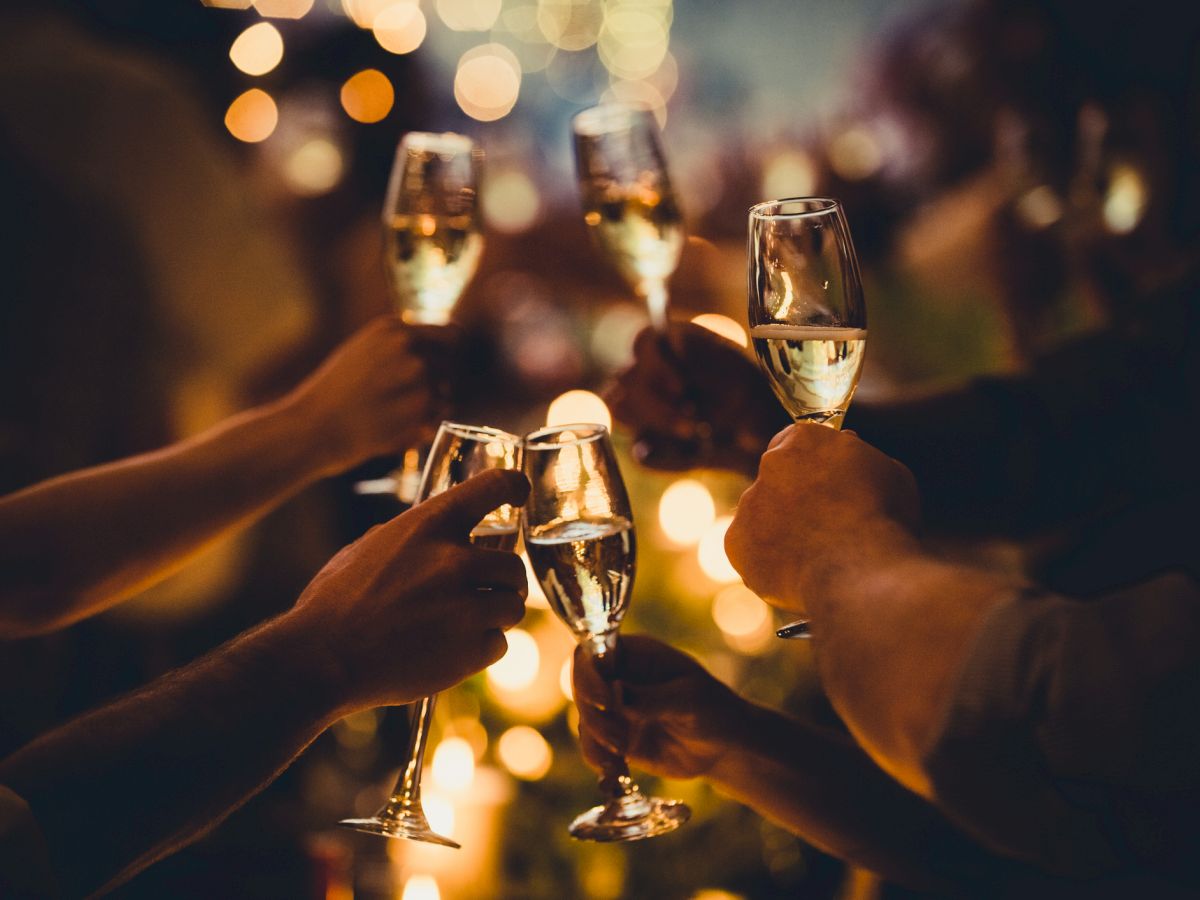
[748, 198, 867, 639]
[572, 105, 684, 331]
[340, 422, 522, 846]
[523, 423, 690, 841]
[354, 133, 485, 501]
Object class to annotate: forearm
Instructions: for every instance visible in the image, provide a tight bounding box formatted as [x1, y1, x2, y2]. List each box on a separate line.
[806, 549, 1021, 797]
[0, 611, 345, 897]
[708, 700, 1027, 894]
[0, 392, 335, 636]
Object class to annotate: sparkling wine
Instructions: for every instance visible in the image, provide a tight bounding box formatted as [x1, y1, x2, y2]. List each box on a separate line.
[469, 521, 519, 551]
[525, 517, 635, 640]
[582, 191, 683, 288]
[750, 325, 868, 428]
[385, 212, 483, 325]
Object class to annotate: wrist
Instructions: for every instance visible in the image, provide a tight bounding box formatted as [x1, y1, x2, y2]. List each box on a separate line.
[254, 610, 357, 724]
[801, 521, 923, 620]
[271, 388, 350, 480]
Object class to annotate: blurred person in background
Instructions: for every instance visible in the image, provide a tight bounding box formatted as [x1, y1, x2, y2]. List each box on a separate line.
[0, 467, 529, 897]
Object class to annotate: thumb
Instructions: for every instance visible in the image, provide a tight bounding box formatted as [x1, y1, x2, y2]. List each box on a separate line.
[418, 469, 530, 536]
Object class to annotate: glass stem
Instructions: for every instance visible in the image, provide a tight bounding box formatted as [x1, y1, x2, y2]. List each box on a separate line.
[642, 279, 669, 333]
[585, 633, 645, 804]
[382, 693, 436, 818]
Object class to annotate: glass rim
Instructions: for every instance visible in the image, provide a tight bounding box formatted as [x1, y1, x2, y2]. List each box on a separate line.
[749, 197, 842, 220]
[399, 131, 476, 157]
[571, 103, 657, 136]
[523, 423, 609, 450]
[437, 421, 521, 444]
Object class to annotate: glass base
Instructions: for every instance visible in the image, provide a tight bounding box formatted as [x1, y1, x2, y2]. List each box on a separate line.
[338, 814, 460, 849]
[568, 794, 691, 843]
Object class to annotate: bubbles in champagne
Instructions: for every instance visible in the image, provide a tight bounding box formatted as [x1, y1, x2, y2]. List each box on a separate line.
[750, 325, 867, 428]
[385, 212, 483, 324]
[525, 517, 635, 640]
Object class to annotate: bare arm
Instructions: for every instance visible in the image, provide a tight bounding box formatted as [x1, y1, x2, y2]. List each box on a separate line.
[0, 318, 440, 638]
[574, 637, 1039, 895]
[0, 469, 530, 897]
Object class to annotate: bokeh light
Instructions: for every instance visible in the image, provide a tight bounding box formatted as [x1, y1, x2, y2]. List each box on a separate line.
[487, 628, 540, 691]
[342, 0, 395, 28]
[454, 44, 522, 121]
[340, 69, 394, 123]
[827, 124, 883, 181]
[537, 0, 603, 51]
[712, 584, 772, 652]
[591, 303, 649, 369]
[431, 736, 476, 792]
[437, 0, 502, 31]
[374, 2, 427, 54]
[598, 7, 669, 80]
[546, 390, 612, 430]
[482, 169, 542, 234]
[1103, 163, 1148, 234]
[229, 22, 284, 76]
[1015, 185, 1063, 230]
[521, 551, 550, 609]
[559, 655, 574, 701]
[225, 88, 279, 143]
[690, 313, 748, 348]
[497, 725, 553, 780]
[402, 875, 441, 900]
[252, 0, 314, 17]
[658, 479, 716, 546]
[424, 793, 455, 837]
[698, 516, 740, 583]
[761, 149, 818, 202]
[202, 0, 253, 7]
[281, 137, 345, 196]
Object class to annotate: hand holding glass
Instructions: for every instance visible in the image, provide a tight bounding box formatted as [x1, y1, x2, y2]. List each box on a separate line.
[340, 422, 522, 846]
[748, 198, 868, 637]
[523, 423, 690, 841]
[355, 132, 485, 499]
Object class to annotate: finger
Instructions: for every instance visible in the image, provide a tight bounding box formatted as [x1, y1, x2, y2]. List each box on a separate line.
[418, 469, 530, 536]
[573, 645, 617, 711]
[621, 676, 698, 715]
[613, 635, 701, 683]
[472, 590, 526, 631]
[765, 424, 795, 452]
[579, 722, 627, 772]
[463, 549, 528, 593]
[578, 704, 629, 756]
[480, 629, 508, 666]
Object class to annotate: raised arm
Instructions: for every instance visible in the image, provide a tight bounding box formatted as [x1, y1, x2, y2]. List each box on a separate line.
[0, 469, 530, 897]
[572, 636, 1043, 895]
[0, 317, 442, 638]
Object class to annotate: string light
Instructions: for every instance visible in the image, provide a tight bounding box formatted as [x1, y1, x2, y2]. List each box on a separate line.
[252, 0, 314, 17]
[454, 44, 522, 122]
[658, 479, 716, 546]
[225, 88, 278, 143]
[374, 2, 427, 54]
[431, 737, 476, 792]
[340, 69, 394, 123]
[229, 22, 284, 76]
[697, 516, 740, 583]
[487, 628, 540, 691]
[546, 390, 612, 430]
[690, 313, 748, 348]
[497, 726, 553, 780]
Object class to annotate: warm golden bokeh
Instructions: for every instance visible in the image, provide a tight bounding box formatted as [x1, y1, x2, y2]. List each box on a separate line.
[340, 69, 395, 123]
[224, 88, 279, 142]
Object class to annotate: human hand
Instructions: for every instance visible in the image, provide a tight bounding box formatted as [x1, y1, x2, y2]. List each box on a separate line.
[284, 468, 531, 710]
[573, 635, 746, 781]
[606, 323, 787, 476]
[725, 425, 921, 616]
[285, 317, 451, 475]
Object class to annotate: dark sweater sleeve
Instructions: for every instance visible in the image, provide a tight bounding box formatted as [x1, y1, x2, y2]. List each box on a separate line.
[923, 573, 1200, 881]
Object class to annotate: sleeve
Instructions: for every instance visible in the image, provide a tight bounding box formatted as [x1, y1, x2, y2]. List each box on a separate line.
[923, 573, 1200, 879]
[0, 784, 58, 898]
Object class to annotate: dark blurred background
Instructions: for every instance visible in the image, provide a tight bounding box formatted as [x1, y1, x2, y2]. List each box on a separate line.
[1, 0, 1196, 897]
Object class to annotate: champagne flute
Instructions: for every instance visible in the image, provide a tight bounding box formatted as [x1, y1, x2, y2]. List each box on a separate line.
[354, 132, 485, 501]
[748, 198, 868, 639]
[523, 423, 690, 841]
[340, 422, 522, 846]
[572, 105, 684, 331]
